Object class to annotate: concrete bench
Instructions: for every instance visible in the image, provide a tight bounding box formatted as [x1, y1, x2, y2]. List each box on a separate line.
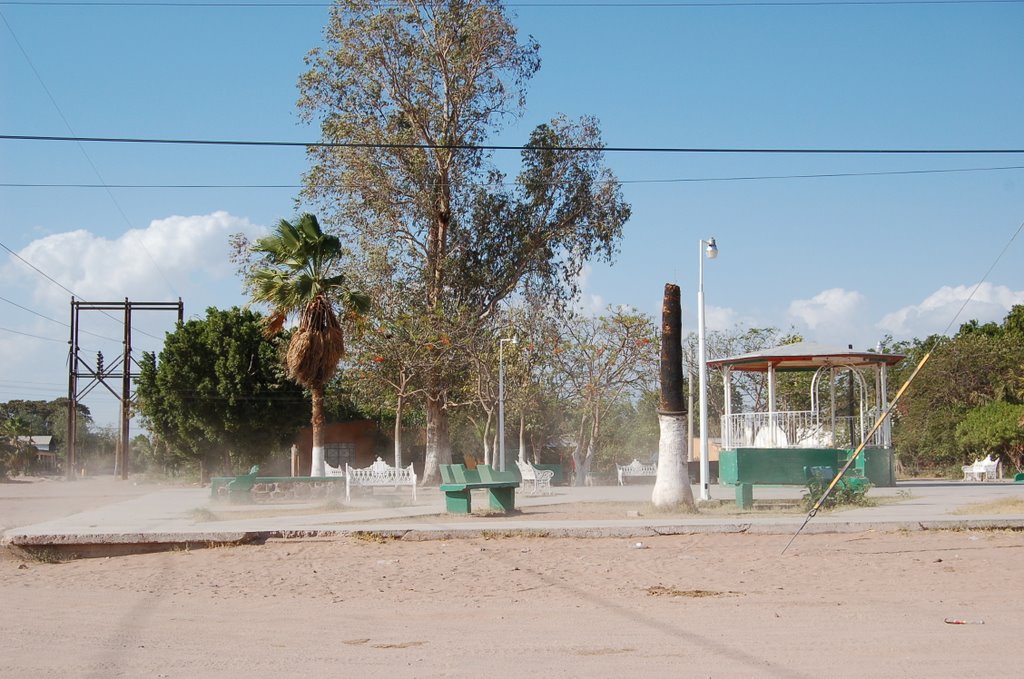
[210, 465, 260, 502]
[439, 464, 519, 514]
[210, 466, 346, 504]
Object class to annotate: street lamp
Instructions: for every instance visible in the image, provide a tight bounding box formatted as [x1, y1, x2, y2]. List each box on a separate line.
[498, 337, 517, 472]
[698, 237, 718, 501]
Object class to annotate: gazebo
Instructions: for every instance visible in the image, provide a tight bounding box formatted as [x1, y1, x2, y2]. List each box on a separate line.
[707, 341, 905, 506]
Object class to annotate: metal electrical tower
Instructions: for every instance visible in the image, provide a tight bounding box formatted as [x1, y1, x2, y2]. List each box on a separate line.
[66, 298, 183, 480]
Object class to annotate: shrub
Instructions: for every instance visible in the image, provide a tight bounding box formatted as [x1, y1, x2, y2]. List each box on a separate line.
[802, 477, 872, 511]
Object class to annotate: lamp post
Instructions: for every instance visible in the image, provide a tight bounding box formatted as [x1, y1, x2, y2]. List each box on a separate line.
[498, 337, 517, 472]
[697, 237, 718, 501]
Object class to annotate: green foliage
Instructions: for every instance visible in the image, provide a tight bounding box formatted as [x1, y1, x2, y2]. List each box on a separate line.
[296, 1, 631, 482]
[136, 306, 309, 475]
[0, 398, 93, 459]
[0, 437, 35, 479]
[955, 400, 1024, 472]
[893, 307, 1024, 474]
[802, 478, 872, 511]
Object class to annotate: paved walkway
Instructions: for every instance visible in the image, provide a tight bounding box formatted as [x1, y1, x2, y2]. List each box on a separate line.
[3, 478, 1023, 553]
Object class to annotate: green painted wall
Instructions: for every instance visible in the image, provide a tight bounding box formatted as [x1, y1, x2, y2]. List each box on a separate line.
[719, 447, 896, 487]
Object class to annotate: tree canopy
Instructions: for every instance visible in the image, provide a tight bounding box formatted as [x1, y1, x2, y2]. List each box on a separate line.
[297, 0, 631, 482]
[136, 306, 309, 476]
[893, 305, 1024, 474]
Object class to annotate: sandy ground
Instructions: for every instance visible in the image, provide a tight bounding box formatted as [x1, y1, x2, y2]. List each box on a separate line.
[3, 529, 1022, 678]
[3, 476, 1022, 678]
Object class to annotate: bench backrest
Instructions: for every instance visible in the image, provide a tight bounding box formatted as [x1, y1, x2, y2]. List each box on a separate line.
[449, 464, 482, 485]
[515, 459, 536, 480]
[477, 464, 520, 485]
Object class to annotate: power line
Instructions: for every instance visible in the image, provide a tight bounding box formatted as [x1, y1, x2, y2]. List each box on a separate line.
[3, 133, 1024, 154]
[3, 164, 1022, 189]
[0, 294, 70, 327]
[0, 240, 79, 300]
[1, 1, 1021, 7]
[0, 10, 179, 301]
[0, 295, 127, 342]
[0, 240, 165, 342]
[0, 326, 69, 344]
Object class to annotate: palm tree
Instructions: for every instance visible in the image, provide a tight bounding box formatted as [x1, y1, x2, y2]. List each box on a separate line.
[249, 214, 368, 476]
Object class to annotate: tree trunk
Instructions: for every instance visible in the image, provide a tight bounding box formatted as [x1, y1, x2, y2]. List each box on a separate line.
[310, 386, 326, 477]
[394, 394, 404, 468]
[421, 393, 451, 485]
[482, 410, 493, 466]
[518, 413, 526, 463]
[653, 283, 695, 510]
[653, 413, 695, 508]
[570, 415, 589, 486]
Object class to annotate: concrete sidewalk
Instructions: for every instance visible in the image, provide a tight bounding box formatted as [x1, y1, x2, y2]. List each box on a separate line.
[3, 479, 1023, 555]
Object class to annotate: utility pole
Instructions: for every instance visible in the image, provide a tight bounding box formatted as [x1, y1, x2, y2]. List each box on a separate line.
[67, 298, 183, 480]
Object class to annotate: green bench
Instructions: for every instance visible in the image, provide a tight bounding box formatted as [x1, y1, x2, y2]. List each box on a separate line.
[439, 464, 520, 514]
[210, 465, 260, 503]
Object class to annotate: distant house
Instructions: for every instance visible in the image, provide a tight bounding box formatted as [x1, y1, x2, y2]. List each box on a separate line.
[17, 435, 57, 469]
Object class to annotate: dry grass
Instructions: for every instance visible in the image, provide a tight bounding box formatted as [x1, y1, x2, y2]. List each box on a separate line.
[645, 585, 739, 598]
[952, 497, 1024, 515]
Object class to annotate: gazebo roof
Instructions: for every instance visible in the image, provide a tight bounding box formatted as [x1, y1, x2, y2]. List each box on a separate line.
[706, 341, 905, 372]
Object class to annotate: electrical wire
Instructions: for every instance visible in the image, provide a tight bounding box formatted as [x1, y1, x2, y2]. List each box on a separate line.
[782, 217, 1024, 554]
[0, 240, 165, 342]
[1, 1, 1022, 8]
[0, 326, 70, 344]
[2, 164, 1023, 189]
[0, 10, 179, 301]
[4, 133, 1024, 154]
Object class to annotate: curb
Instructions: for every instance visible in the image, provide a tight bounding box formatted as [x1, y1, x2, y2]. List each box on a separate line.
[4, 518, 1023, 558]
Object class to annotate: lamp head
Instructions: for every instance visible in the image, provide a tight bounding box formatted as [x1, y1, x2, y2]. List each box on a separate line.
[705, 237, 718, 259]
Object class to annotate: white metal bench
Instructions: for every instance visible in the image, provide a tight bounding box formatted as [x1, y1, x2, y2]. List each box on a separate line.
[616, 459, 657, 485]
[345, 457, 417, 501]
[515, 459, 554, 496]
[962, 455, 1000, 482]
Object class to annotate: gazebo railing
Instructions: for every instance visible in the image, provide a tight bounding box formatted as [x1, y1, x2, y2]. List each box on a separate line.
[723, 412, 883, 450]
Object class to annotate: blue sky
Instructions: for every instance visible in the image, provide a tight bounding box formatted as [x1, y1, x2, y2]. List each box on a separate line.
[2, 0, 1022, 428]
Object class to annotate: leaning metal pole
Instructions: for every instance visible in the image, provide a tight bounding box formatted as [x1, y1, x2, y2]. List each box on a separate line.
[782, 352, 932, 554]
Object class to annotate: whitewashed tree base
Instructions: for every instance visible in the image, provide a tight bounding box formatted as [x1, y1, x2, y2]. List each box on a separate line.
[652, 412, 695, 509]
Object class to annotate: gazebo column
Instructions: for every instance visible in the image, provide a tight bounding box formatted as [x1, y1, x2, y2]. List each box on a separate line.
[768, 362, 777, 446]
[880, 363, 891, 448]
[829, 367, 837, 447]
[722, 366, 732, 449]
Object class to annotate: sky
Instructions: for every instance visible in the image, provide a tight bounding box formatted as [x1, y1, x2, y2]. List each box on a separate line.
[1, 0, 1022, 429]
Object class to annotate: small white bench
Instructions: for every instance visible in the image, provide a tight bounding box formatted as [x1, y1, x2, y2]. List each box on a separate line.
[616, 459, 657, 485]
[516, 459, 554, 496]
[962, 455, 1001, 482]
[345, 457, 417, 502]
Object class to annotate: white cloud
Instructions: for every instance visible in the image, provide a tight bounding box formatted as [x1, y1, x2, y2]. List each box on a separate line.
[788, 288, 865, 331]
[784, 288, 876, 347]
[5, 211, 261, 311]
[0, 212, 264, 427]
[704, 305, 741, 332]
[878, 282, 1024, 338]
